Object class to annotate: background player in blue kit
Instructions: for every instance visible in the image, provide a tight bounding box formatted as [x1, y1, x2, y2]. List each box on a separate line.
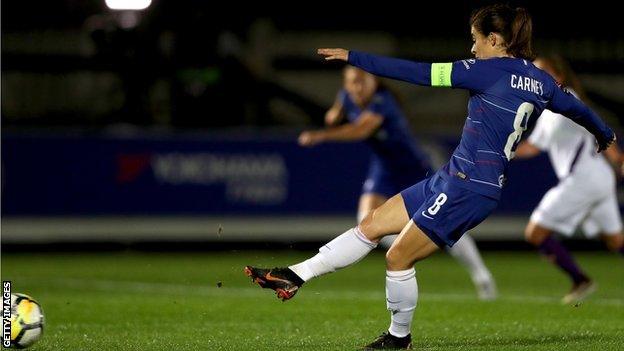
[245, 4, 615, 349]
[298, 65, 497, 299]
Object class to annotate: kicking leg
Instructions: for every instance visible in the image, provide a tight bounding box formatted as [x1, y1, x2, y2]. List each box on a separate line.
[290, 193, 409, 279]
[357, 193, 399, 249]
[357, 193, 388, 224]
[246, 193, 410, 301]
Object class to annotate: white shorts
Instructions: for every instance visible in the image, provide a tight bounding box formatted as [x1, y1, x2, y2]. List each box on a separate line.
[530, 174, 622, 238]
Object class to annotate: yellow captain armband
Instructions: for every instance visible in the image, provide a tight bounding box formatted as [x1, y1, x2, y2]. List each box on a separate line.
[431, 63, 453, 87]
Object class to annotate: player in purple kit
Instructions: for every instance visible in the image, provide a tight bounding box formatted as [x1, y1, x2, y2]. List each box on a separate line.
[515, 55, 624, 304]
[244, 4, 615, 349]
[298, 65, 497, 299]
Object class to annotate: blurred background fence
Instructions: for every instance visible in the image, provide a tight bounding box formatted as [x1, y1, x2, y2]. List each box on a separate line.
[2, 0, 623, 246]
[0, 129, 565, 243]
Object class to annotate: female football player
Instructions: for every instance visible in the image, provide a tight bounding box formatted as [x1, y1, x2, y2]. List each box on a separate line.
[245, 5, 614, 349]
[515, 55, 624, 304]
[298, 65, 497, 299]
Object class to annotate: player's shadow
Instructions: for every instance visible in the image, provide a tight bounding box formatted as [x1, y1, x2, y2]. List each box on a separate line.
[414, 333, 604, 349]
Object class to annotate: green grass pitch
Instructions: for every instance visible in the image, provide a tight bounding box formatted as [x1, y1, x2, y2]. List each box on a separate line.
[2, 250, 623, 350]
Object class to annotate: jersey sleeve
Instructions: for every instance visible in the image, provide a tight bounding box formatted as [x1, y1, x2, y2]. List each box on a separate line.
[527, 113, 550, 151]
[448, 59, 500, 92]
[348, 51, 431, 86]
[348, 51, 497, 93]
[546, 79, 614, 145]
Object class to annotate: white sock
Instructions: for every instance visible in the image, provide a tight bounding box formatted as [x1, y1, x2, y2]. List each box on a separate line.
[447, 234, 493, 284]
[289, 227, 377, 281]
[386, 268, 417, 338]
[378, 234, 398, 250]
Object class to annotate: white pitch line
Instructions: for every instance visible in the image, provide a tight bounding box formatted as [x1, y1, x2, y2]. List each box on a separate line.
[22, 277, 624, 307]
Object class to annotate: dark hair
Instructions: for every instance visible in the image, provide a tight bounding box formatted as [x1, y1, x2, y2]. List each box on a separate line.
[470, 4, 535, 60]
[536, 55, 588, 102]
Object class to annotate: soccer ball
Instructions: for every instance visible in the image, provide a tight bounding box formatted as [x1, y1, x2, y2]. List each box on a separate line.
[11, 293, 44, 348]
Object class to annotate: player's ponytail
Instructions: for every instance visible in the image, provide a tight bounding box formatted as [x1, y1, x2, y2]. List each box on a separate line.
[470, 4, 536, 60]
[508, 7, 535, 60]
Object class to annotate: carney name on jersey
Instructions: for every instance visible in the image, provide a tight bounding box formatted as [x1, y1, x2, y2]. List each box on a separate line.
[347, 51, 613, 200]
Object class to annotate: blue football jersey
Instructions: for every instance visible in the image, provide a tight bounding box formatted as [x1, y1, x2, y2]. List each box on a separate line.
[339, 88, 431, 172]
[348, 51, 613, 199]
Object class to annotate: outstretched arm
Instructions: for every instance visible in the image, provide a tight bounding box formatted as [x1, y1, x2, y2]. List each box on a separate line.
[318, 48, 495, 92]
[298, 112, 383, 147]
[548, 87, 615, 152]
[318, 48, 431, 86]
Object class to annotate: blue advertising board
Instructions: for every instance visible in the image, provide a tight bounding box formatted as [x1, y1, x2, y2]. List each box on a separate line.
[2, 130, 559, 216]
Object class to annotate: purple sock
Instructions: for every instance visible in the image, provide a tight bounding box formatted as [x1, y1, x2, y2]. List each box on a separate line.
[538, 236, 588, 285]
[619, 244, 624, 256]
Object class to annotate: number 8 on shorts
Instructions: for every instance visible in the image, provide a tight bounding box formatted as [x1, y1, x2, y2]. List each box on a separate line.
[427, 193, 447, 215]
